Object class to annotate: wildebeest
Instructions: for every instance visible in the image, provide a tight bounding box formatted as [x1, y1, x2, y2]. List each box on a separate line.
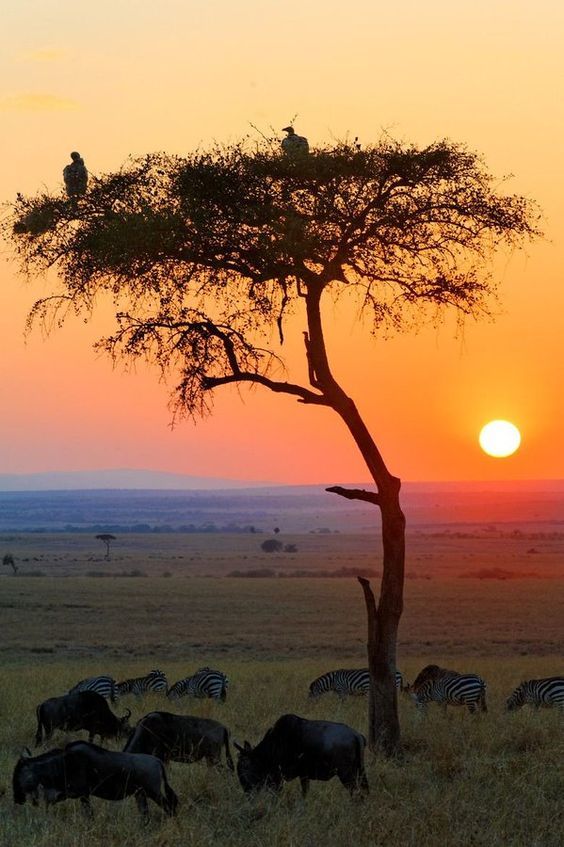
[410, 664, 444, 688]
[11, 747, 64, 806]
[13, 741, 178, 817]
[35, 691, 131, 745]
[124, 711, 234, 770]
[235, 714, 369, 798]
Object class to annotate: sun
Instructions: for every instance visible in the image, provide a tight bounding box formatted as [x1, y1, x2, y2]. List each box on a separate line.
[479, 420, 521, 458]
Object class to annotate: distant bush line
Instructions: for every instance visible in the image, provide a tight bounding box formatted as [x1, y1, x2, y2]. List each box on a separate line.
[228, 567, 381, 579]
[260, 539, 298, 553]
[419, 529, 564, 540]
[85, 569, 147, 578]
[459, 568, 550, 580]
[14, 570, 46, 577]
[1, 524, 271, 534]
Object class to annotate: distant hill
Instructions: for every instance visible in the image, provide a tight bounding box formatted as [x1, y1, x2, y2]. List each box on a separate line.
[1, 469, 563, 493]
[0, 469, 272, 491]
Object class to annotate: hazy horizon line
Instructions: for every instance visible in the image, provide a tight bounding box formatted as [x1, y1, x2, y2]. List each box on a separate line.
[1, 467, 563, 493]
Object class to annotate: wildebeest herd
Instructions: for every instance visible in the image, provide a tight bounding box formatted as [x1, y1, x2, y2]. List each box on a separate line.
[12, 664, 563, 821]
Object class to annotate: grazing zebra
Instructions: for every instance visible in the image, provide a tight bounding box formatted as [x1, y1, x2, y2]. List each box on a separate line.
[407, 665, 487, 714]
[115, 669, 168, 698]
[68, 675, 118, 703]
[506, 677, 564, 711]
[167, 668, 228, 702]
[308, 668, 404, 699]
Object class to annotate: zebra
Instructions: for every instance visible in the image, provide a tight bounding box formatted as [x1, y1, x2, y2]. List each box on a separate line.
[115, 669, 168, 698]
[68, 675, 118, 703]
[506, 677, 564, 711]
[406, 665, 487, 714]
[308, 668, 404, 699]
[167, 667, 228, 702]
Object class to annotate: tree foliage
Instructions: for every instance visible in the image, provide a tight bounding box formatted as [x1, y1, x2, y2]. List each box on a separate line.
[261, 539, 284, 554]
[9, 137, 539, 421]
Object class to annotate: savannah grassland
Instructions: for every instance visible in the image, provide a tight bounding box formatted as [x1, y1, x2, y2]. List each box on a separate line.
[0, 529, 562, 846]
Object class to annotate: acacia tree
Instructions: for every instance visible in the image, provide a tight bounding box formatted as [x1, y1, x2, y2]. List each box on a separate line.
[95, 533, 116, 560]
[9, 137, 538, 754]
[2, 553, 18, 574]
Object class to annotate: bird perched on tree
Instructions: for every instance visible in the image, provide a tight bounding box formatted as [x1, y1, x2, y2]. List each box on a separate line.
[281, 126, 309, 158]
[63, 151, 88, 199]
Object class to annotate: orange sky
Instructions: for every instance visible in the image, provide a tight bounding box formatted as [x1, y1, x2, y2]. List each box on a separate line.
[1, 1, 563, 484]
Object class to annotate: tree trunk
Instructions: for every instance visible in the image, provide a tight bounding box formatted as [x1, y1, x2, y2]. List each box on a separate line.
[358, 490, 405, 756]
[341, 421, 405, 757]
[304, 282, 406, 756]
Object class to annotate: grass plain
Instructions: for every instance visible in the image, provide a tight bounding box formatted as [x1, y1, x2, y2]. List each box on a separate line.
[0, 530, 562, 846]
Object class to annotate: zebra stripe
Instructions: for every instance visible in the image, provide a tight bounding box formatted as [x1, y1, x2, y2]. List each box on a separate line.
[115, 669, 168, 697]
[308, 669, 404, 699]
[506, 677, 564, 711]
[410, 666, 487, 713]
[68, 675, 118, 702]
[167, 667, 228, 701]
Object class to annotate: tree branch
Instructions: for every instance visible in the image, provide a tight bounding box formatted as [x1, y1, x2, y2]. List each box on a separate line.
[357, 576, 378, 621]
[357, 575, 388, 753]
[203, 372, 330, 405]
[326, 485, 381, 506]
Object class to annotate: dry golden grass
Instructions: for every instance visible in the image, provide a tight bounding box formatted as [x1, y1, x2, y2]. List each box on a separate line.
[0, 532, 562, 845]
[1, 659, 563, 847]
[0, 573, 562, 663]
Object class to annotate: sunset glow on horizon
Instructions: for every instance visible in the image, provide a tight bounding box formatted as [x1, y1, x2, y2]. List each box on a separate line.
[1, 1, 563, 485]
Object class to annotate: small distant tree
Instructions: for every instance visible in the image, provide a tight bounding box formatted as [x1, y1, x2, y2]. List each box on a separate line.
[261, 539, 284, 553]
[95, 534, 116, 560]
[9, 135, 539, 754]
[2, 553, 18, 574]
[273, 527, 280, 534]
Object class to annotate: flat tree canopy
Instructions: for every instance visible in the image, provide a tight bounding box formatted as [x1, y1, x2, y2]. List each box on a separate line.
[10, 139, 537, 413]
[8, 136, 539, 754]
